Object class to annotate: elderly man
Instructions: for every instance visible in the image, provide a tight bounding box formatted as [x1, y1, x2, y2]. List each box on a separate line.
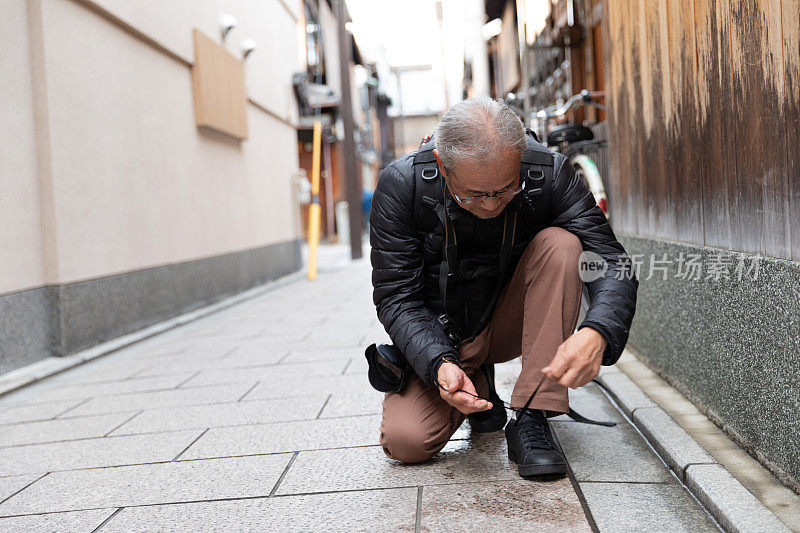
[369, 97, 637, 478]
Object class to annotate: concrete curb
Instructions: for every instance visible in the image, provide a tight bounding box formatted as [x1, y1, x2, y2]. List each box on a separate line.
[685, 464, 791, 533]
[0, 269, 307, 399]
[595, 370, 790, 533]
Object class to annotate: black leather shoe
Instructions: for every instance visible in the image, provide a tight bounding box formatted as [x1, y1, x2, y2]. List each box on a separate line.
[505, 409, 567, 477]
[467, 387, 507, 432]
[467, 364, 507, 432]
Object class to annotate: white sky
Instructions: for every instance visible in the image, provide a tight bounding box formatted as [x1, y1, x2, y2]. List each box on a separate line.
[345, 0, 442, 67]
[345, 0, 449, 115]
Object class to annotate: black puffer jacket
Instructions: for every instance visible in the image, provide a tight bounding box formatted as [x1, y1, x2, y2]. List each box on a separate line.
[370, 137, 637, 387]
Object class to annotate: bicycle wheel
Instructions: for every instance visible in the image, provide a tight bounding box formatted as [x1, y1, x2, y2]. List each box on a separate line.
[572, 154, 609, 220]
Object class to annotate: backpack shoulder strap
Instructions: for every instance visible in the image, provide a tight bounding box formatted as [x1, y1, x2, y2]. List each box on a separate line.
[520, 133, 554, 218]
[412, 136, 443, 232]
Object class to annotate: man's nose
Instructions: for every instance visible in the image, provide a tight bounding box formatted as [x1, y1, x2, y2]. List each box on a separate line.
[481, 196, 503, 211]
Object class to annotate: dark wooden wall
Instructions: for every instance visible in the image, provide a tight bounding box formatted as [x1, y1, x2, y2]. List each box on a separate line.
[602, 0, 800, 260]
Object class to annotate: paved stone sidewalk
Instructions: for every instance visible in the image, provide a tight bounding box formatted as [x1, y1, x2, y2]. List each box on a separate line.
[0, 250, 719, 531]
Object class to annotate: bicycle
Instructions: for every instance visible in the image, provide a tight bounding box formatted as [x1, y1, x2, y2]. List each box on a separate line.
[532, 90, 609, 220]
[507, 90, 610, 220]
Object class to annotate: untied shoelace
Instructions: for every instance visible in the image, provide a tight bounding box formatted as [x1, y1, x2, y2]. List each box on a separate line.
[437, 372, 616, 427]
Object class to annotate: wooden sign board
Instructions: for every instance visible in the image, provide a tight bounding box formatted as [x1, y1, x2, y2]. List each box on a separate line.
[191, 29, 248, 140]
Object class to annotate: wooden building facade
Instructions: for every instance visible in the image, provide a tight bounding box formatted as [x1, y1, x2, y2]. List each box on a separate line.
[602, 0, 799, 261]
[601, 0, 800, 494]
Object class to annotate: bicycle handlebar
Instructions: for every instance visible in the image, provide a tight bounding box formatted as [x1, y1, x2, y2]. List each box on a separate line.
[535, 89, 605, 119]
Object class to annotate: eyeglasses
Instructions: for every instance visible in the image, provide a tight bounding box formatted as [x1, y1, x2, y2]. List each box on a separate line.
[443, 168, 523, 205]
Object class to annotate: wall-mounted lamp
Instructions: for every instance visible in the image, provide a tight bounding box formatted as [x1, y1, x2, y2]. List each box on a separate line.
[218, 13, 237, 42]
[241, 38, 257, 60]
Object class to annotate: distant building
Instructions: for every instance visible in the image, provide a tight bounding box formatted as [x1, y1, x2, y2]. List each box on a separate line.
[293, 0, 392, 242]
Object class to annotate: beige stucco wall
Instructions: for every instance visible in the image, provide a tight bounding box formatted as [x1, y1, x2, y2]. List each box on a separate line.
[0, 1, 48, 293]
[0, 0, 303, 293]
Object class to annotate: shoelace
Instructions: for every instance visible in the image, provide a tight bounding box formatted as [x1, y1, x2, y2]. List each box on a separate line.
[437, 373, 617, 427]
[515, 414, 553, 450]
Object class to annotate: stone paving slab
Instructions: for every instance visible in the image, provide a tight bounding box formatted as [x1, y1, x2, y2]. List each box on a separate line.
[579, 482, 718, 532]
[551, 421, 673, 483]
[0, 363, 158, 404]
[130, 354, 286, 378]
[179, 414, 382, 460]
[126, 344, 242, 367]
[295, 327, 366, 346]
[63, 383, 254, 417]
[0, 430, 201, 476]
[101, 488, 418, 532]
[277, 339, 373, 352]
[0, 400, 84, 425]
[280, 348, 359, 363]
[25, 365, 154, 390]
[207, 349, 292, 368]
[276, 436, 517, 495]
[242, 374, 376, 401]
[493, 359, 522, 398]
[181, 359, 350, 387]
[0, 508, 116, 532]
[113, 334, 207, 355]
[53, 372, 196, 394]
[208, 324, 274, 339]
[0, 454, 292, 515]
[336, 314, 380, 327]
[421, 479, 592, 532]
[0, 412, 133, 447]
[3, 374, 198, 408]
[344, 355, 370, 375]
[0, 474, 41, 501]
[110, 396, 329, 435]
[318, 390, 385, 418]
[188, 335, 301, 354]
[551, 383, 626, 425]
[123, 348, 230, 366]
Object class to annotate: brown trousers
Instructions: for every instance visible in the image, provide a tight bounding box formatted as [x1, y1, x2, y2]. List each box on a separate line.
[379, 227, 584, 463]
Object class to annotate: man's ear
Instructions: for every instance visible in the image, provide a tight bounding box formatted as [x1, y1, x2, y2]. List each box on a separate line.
[432, 149, 447, 177]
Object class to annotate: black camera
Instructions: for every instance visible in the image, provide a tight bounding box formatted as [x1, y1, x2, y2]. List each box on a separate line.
[364, 343, 409, 393]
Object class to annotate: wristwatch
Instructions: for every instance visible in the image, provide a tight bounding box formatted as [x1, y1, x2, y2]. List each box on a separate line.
[434, 355, 462, 389]
[439, 356, 462, 369]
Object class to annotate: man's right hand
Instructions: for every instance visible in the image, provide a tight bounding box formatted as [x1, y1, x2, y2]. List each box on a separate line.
[437, 362, 493, 415]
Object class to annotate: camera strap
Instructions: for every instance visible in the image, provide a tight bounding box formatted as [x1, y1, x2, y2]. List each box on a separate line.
[423, 183, 518, 347]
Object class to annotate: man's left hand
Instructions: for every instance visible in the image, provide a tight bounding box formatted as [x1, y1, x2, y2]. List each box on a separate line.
[541, 328, 607, 388]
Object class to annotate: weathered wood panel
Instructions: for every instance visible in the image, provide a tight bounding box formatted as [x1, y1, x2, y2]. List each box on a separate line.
[605, 0, 635, 233]
[729, 0, 788, 258]
[603, 0, 797, 259]
[694, 0, 737, 250]
[645, 0, 677, 239]
[667, 0, 704, 244]
[630, 1, 650, 237]
[783, 0, 800, 262]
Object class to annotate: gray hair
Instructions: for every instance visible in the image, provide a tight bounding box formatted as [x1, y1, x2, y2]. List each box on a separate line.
[433, 96, 526, 170]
